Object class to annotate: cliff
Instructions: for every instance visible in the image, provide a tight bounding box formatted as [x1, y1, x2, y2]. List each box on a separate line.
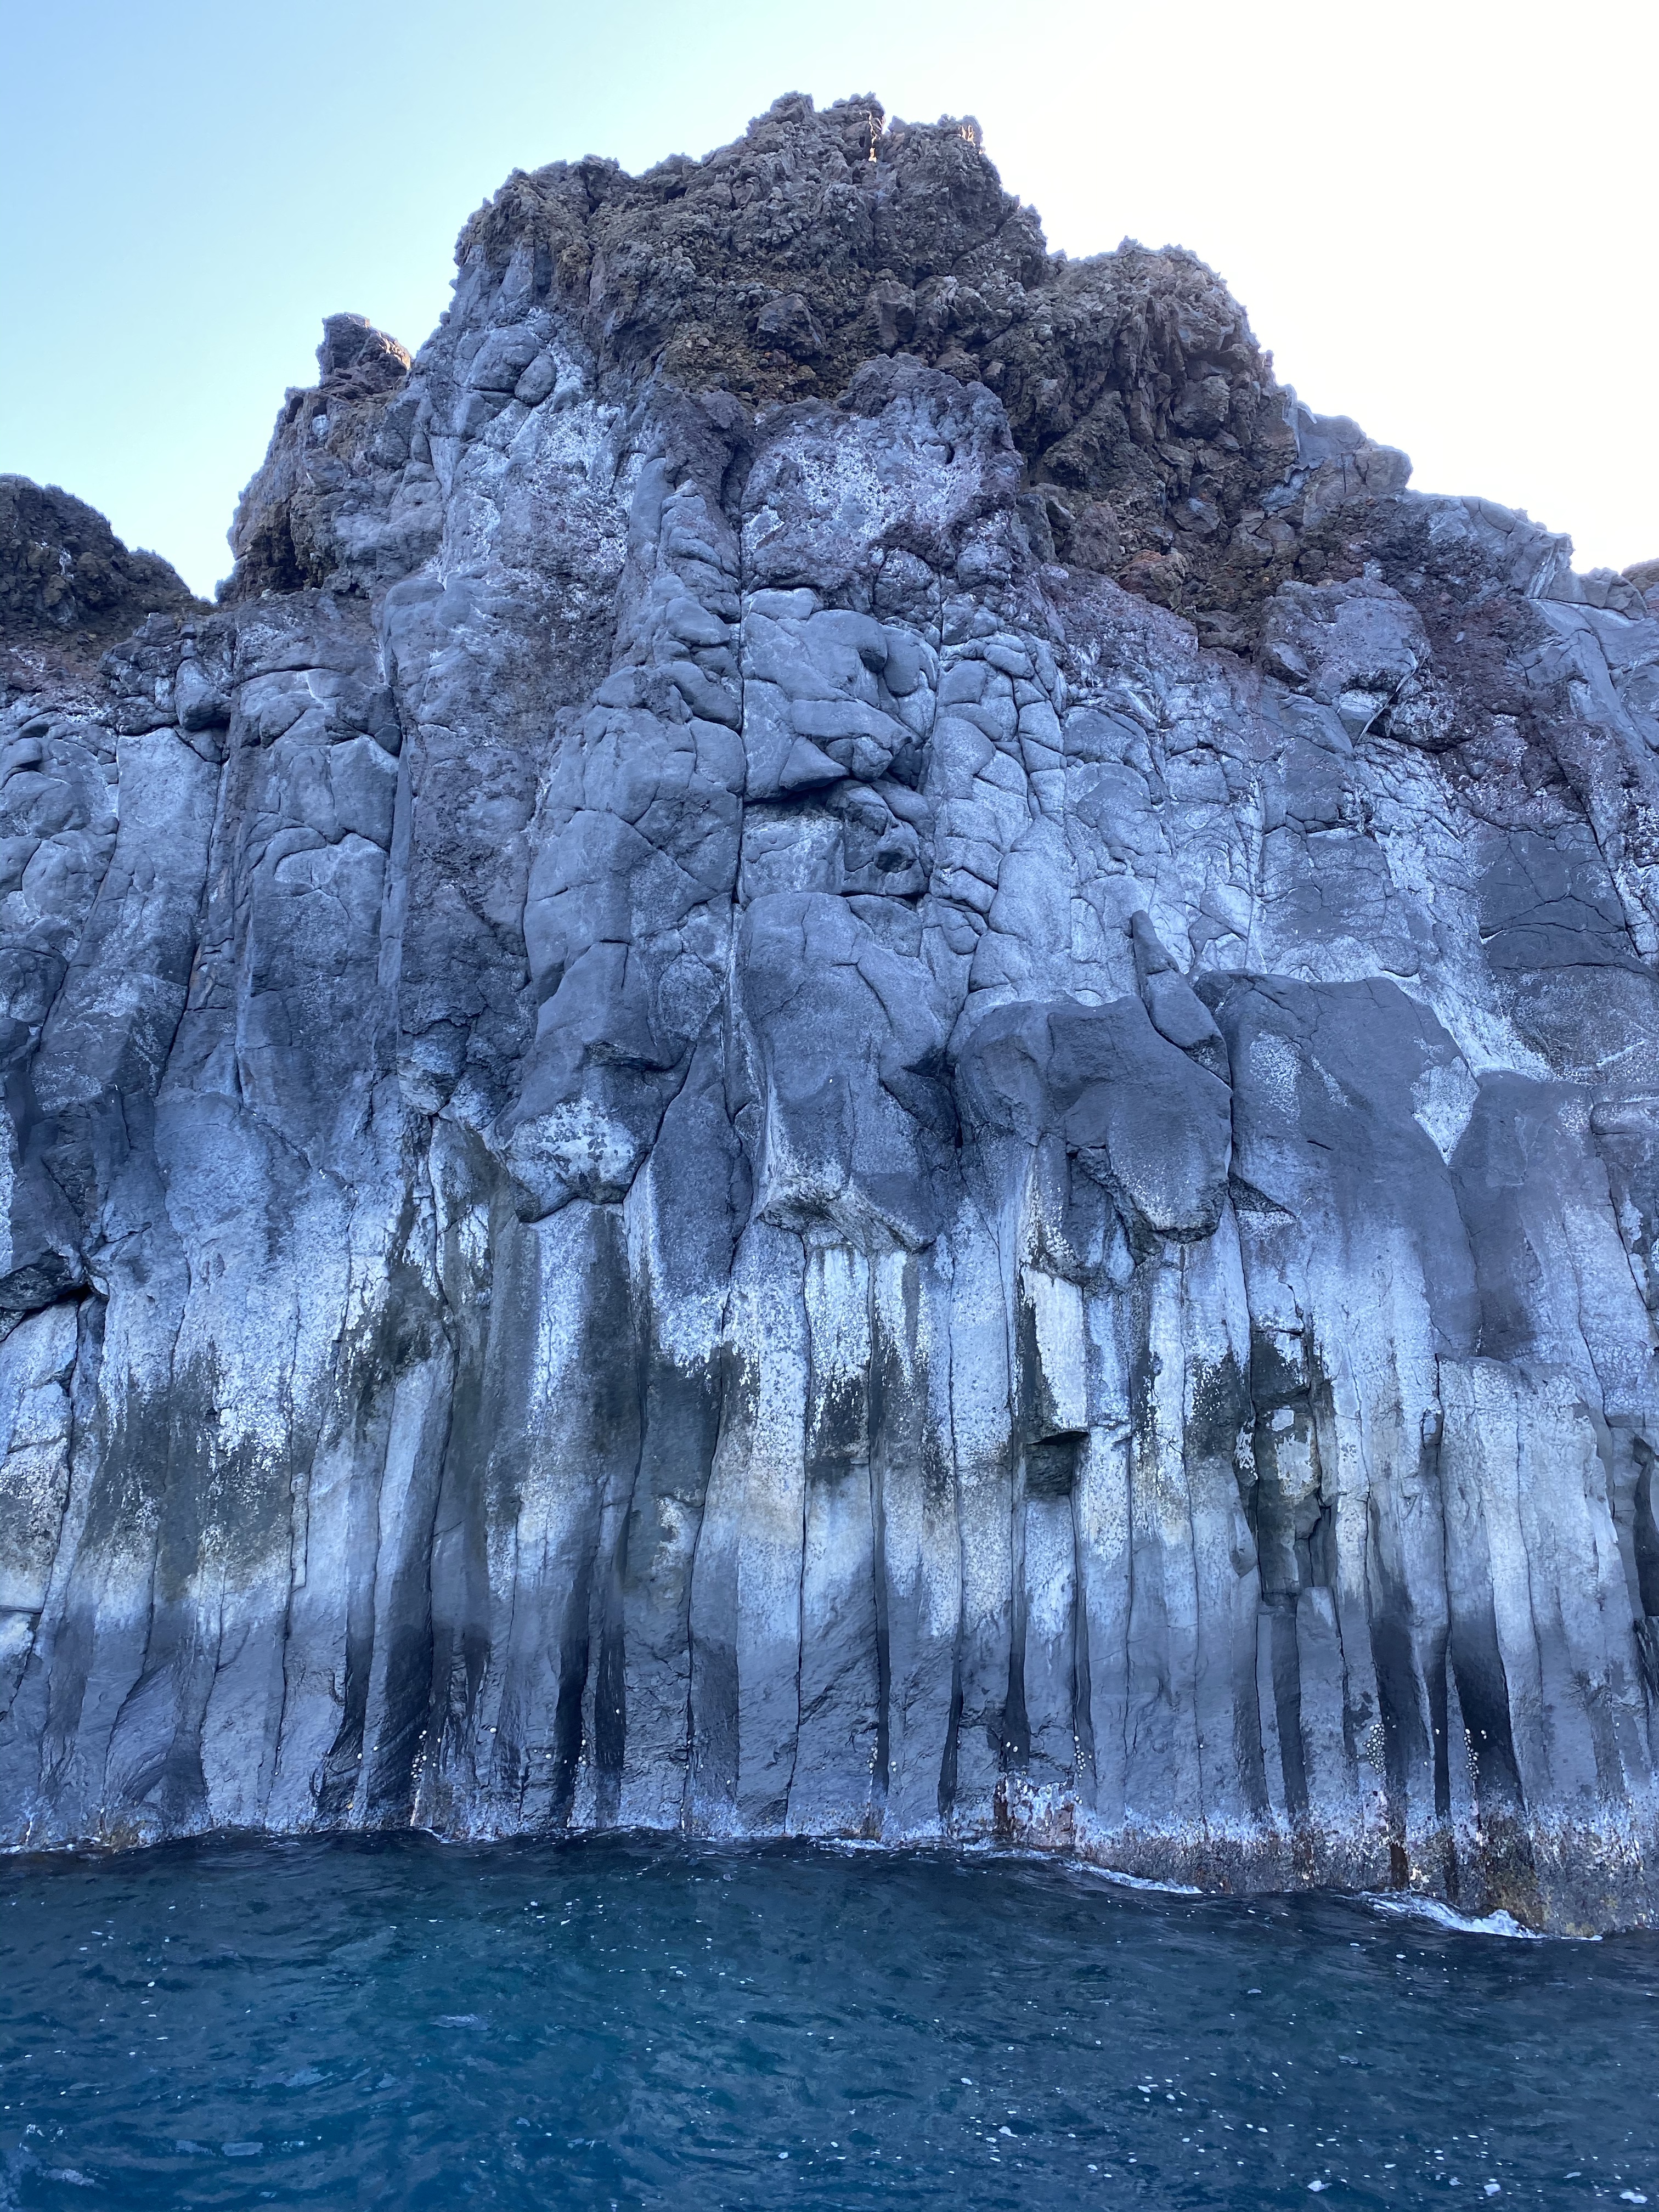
[2, 94, 1658, 1930]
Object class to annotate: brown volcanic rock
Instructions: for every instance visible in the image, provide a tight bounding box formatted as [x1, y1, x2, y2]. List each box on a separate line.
[0, 476, 199, 671]
[225, 312, 414, 599]
[456, 94, 1315, 618]
[225, 96, 1410, 636]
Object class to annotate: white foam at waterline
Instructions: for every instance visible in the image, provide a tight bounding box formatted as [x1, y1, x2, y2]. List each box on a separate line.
[1359, 1893, 1554, 1940]
[1073, 1863, 1206, 1898]
[918, 1839, 1207, 1894]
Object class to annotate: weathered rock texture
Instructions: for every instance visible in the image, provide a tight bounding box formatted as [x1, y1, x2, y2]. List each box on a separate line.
[3, 96, 1659, 1930]
[1, 478, 201, 701]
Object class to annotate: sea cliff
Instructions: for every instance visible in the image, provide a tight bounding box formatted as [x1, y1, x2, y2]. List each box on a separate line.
[3, 95, 1658, 1931]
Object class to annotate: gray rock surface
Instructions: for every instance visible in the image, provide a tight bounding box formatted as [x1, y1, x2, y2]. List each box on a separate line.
[2, 95, 1659, 1929]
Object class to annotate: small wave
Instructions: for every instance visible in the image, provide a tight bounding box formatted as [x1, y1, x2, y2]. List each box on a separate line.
[938, 1838, 1207, 1895]
[1360, 1893, 1549, 1940]
[1075, 1863, 1205, 1899]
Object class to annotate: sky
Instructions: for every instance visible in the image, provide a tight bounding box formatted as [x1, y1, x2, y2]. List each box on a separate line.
[3, 0, 1654, 599]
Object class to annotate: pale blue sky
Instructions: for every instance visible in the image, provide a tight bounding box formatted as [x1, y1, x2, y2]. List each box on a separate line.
[4, 0, 1654, 596]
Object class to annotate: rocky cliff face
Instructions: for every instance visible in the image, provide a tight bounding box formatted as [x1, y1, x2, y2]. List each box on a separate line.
[3, 95, 1659, 1929]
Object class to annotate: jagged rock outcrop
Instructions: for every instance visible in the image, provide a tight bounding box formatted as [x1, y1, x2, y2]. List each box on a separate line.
[2, 95, 1659, 1930]
[1, 478, 200, 698]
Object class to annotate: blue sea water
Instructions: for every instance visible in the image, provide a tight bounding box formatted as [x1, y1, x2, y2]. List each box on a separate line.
[0, 1834, 1654, 2208]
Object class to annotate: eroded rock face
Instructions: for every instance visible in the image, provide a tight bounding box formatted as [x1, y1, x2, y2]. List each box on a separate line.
[2, 96, 1658, 1929]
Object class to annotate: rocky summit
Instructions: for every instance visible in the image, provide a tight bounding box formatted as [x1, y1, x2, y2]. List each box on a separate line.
[2, 95, 1659, 1931]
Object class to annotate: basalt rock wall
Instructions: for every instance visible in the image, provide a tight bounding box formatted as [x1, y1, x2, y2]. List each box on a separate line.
[3, 95, 1659, 1931]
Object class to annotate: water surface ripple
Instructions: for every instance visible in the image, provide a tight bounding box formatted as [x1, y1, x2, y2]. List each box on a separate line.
[1, 1835, 1654, 2207]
